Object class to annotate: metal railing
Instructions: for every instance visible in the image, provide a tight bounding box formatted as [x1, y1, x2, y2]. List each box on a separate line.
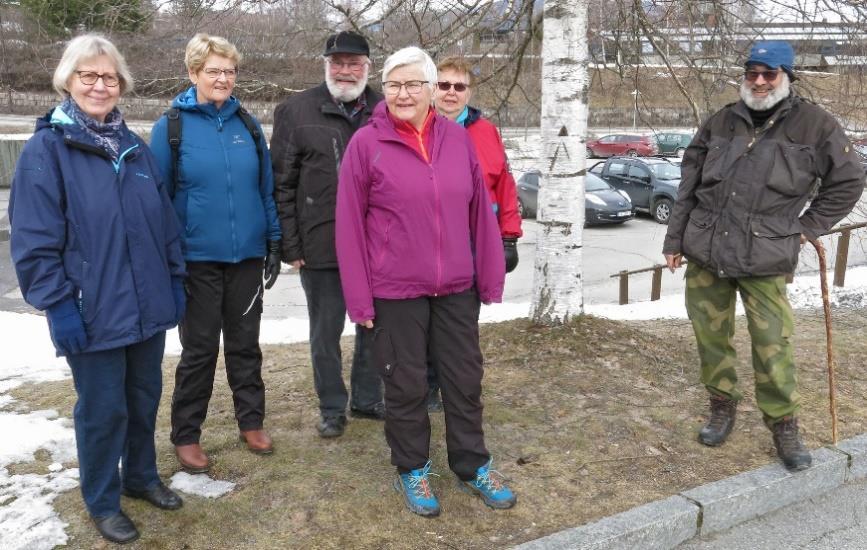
[609, 221, 867, 305]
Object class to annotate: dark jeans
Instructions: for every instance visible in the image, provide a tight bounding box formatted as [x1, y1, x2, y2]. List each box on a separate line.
[67, 331, 165, 518]
[300, 267, 382, 417]
[372, 288, 489, 480]
[171, 259, 266, 445]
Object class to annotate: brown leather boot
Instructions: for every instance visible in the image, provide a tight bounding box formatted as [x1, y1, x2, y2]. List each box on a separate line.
[698, 394, 737, 447]
[240, 429, 273, 455]
[772, 417, 812, 471]
[175, 443, 209, 473]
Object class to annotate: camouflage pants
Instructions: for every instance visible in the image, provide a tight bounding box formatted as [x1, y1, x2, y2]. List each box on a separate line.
[685, 262, 799, 425]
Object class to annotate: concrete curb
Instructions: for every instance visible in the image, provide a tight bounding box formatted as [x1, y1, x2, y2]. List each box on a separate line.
[513, 435, 867, 550]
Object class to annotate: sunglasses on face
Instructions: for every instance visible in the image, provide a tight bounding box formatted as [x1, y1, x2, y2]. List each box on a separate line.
[744, 69, 780, 82]
[436, 81, 469, 92]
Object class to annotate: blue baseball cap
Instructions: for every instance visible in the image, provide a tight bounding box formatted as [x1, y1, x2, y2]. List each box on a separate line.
[746, 41, 796, 79]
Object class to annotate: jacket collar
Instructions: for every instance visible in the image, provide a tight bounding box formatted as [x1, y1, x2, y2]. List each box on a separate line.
[732, 93, 796, 129]
[318, 82, 380, 119]
[39, 106, 138, 153]
[172, 86, 240, 118]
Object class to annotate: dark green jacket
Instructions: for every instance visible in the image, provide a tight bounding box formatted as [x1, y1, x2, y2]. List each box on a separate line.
[663, 95, 865, 277]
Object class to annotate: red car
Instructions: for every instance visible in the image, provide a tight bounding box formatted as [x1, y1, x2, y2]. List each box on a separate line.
[586, 134, 658, 158]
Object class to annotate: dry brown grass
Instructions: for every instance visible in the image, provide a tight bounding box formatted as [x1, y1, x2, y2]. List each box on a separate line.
[9, 309, 867, 549]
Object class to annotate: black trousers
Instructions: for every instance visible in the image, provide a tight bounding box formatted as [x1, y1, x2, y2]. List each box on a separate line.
[372, 288, 489, 480]
[300, 267, 382, 417]
[171, 259, 266, 445]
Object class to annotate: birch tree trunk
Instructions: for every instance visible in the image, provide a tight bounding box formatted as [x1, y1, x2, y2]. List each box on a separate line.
[531, 0, 589, 325]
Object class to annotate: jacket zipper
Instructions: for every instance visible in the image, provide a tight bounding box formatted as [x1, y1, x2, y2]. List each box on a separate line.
[217, 114, 239, 261]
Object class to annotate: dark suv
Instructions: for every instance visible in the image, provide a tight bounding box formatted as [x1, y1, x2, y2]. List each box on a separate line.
[590, 157, 681, 224]
[654, 132, 693, 158]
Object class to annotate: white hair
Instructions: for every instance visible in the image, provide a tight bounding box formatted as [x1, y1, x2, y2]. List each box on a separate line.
[739, 72, 790, 111]
[53, 34, 134, 97]
[381, 46, 437, 92]
[323, 58, 370, 102]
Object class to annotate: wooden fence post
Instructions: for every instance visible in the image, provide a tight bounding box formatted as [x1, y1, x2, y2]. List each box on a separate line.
[833, 230, 851, 288]
[651, 266, 662, 301]
[618, 270, 629, 305]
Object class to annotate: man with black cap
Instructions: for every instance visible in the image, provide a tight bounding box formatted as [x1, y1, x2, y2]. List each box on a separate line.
[271, 31, 384, 438]
[662, 40, 865, 471]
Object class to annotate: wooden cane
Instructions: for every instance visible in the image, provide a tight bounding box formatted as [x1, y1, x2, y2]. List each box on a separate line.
[811, 239, 838, 445]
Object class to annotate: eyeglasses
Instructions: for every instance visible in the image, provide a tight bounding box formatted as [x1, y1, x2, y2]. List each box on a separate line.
[75, 71, 120, 87]
[744, 69, 780, 82]
[382, 80, 428, 95]
[202, 67, 238, 79]
[436, 81, 469, 92]
[327, 59, 368, 71]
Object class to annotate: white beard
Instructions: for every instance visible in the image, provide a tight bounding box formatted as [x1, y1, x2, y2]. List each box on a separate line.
[740, 73, 790, 111]
[325, 64, 369, 102]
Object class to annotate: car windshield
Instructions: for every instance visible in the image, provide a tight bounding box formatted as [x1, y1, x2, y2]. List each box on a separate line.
[585, 174, 610, 192]
[649, 163, 681, 180]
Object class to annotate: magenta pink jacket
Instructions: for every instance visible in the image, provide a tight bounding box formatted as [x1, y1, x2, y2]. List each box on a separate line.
[336, 102, 505, 323]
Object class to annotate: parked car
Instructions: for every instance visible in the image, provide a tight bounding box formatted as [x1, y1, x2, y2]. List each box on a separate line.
[586, 134, 658, 158]
[590, 156, 680, 224]
[853, 138, 867, 172]
[516, 169, 633, 225]
[654, 132, 693, 158]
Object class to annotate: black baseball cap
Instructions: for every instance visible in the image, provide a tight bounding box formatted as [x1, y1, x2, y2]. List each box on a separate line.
[324, 31, 370, 57]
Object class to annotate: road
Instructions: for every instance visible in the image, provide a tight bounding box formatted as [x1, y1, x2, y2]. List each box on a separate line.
[678, 478, 867, 549]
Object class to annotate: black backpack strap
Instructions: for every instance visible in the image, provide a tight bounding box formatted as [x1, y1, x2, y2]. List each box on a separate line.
[237, 106, 264, 163]
[166, 107, 181, 197]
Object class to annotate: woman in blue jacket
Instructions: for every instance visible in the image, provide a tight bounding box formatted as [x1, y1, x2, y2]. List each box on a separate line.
[150, 34, 282, 473]
[9, 35, 186, 544]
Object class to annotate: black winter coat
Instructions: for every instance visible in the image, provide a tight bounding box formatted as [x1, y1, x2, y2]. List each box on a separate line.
[663, 95, 865, 278]
[270, 83, 382, 268]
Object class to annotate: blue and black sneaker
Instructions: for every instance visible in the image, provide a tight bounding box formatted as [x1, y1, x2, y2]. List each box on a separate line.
[459, 458, 516, 509]
[394, 460, 440, 517]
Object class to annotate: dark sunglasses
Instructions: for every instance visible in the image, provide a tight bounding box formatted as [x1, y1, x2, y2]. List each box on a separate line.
[437, 81, 469, 92]
[744, 69, 780, 82]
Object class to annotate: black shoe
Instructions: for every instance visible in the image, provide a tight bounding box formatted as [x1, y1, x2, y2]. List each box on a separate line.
[317, 415, 347, 438]
[426, 387, 443, 413]
[92, 510, 140, 544]
[349, 402, 386, 420]
[772, 417, 812, 471]
[123, 481, 183, 510]
[698, 394, 737, 447]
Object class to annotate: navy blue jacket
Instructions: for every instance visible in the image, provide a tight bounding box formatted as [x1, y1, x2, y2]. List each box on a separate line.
[150, 88, 281, 263]
[10, 106, 186, 355]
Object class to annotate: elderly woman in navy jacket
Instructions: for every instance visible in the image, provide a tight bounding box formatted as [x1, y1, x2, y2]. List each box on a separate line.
[9, 34, 186, 544]
[150, 34, 282, 472]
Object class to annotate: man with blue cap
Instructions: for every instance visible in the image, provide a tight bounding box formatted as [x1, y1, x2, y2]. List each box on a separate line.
[662, 41, 865, 471]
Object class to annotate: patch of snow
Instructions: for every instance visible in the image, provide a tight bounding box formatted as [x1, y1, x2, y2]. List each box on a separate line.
[170, 472, 235, 498]
[0, 468, 79, 550]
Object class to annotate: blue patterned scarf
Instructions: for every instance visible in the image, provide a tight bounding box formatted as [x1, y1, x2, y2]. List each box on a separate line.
[60, 97, 125, 160]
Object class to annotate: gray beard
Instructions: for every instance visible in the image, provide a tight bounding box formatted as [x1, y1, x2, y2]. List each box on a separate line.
[740, 74, 790, 111]
[325, 66, 369, 102]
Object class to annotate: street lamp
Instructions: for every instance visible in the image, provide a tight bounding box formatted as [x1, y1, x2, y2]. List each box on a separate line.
[631, 89, 641, 129]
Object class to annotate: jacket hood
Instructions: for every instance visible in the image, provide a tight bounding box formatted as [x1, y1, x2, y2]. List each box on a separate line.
[172, 86, 240, 118]
[464, 105, 483, 127]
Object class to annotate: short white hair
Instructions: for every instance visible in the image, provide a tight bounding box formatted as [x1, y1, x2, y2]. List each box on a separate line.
[381, 46, 437, 92]
[53, 34, 134, 97]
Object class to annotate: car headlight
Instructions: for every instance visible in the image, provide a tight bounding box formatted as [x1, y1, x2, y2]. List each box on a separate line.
[586, 194, 606, 206]
[617, 190, 632, 203]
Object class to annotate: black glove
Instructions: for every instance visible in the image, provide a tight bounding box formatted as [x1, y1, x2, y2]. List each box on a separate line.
[264, 240, 282, 290]
[503, 237, 518, 273]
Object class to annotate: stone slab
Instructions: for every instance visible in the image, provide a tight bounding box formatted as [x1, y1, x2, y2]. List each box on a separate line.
[680, 447, 847, 536]
[512, 495, 698, 550]
[835, 433, 867, 480]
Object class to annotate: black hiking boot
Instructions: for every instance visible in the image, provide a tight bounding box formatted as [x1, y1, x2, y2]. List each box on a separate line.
[698, 394, 737, 447]
[772, 417, 812, 471]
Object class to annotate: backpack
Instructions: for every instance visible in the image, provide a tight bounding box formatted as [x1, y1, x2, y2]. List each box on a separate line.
[165, 106, 264, 197]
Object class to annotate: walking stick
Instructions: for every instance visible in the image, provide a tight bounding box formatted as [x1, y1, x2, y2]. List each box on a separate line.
[810, 238, 837, 445]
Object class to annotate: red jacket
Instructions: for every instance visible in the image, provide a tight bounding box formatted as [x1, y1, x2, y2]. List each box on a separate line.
[464, 107, 523, 238]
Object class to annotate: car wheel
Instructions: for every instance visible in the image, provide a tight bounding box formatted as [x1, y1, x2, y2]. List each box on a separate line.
[626, 149, 638, 157]
[586, 147, 594, 158]
[517, 197, 526, 219]
[675, 147, 686, 159]
[653, 198, 673, 224]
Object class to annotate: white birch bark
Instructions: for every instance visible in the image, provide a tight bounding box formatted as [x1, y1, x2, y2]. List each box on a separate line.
[530, 0, 589, 325]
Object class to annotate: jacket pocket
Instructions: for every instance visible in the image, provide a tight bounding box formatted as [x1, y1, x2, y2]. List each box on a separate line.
[700, 138, 729, 185]
[372, 327, 398, 378]
[681, 209, 716, 265]
[766, 143, 816, 197]
[747, 217, 802, 274]
[79, 260, 94, 325]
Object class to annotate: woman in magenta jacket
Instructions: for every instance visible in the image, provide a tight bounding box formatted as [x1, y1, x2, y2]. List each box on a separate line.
[335, 46, 516, 517]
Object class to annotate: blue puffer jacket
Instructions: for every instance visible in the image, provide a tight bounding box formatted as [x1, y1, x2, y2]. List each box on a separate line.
[150, 88, 281, 263]
[10, 106, 186, 355]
